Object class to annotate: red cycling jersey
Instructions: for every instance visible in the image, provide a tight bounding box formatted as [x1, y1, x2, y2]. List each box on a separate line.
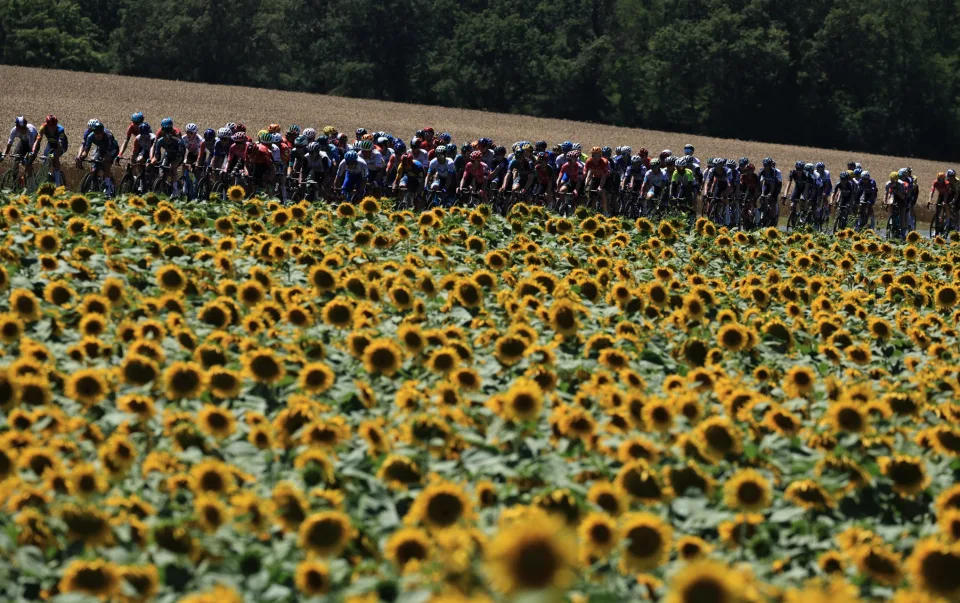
[248, 143, 273, 165]
[558, 160, 581, 181]
[464, 161, 489, 184]
[584, 157, 609, 177]
[932, 179, 950, 195]
[740, 172, 759, 192]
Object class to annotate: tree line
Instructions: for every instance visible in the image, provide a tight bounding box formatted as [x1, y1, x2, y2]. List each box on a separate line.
[2, 0, 958, 159]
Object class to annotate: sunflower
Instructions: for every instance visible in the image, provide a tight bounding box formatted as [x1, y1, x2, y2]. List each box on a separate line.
[577, 512, 618, 561]
[196, 405, 236, 439]
[205, 366, 242, 399]
[309, 265, 339, 293]
[59, 559, 120, 599]
[783, 365, 816, 398]
[408, 481, 474, 529]
[190, 459, 236, 496]
[784, 480, 834, 511]
[60, 503, 113, 546]
[936, 284, 959, 308]
[853, 543, 903, 585]
[163, 361, 207, 399]
[694, 417, 742, 463]
[377, 455, 422, 490]
[227, 185, 246, 202]
[117, 565, 160, 603]
[485, 514, 576, 595]
[69, 462, 107, 497]
[242, 349, 286, 384]
[501, 378, 543, 422]
[386, 526, 433, 569]
[295, 560, 331, 596]
[723, 469, 772, 512]
[9, 288, 41, 321]
[362, 338, 403, 376]
[156, 264, 187, 291]
[879, 454, 930, 496]
[35, 229, 61, 253]
[619, 512, 673, 572]
[64, 368, 109, 406]
[0, 313, 22, 343]
[826, 400, 869, 434]
[587, 481, 627, 517]
[426, 346, 460, 374]
[297, 362, 335, 394]
[298, 511, 353, 557]
[194, 495, 230, 533]
[676, 535, 713, 562]
[321, 296, 354, 327]
[450, 367, 482, 392]
[846, 343, 872, 365]
[495, 333, 528, 365]
[616, 460, 672, 504]
[232, 491, 275, 535]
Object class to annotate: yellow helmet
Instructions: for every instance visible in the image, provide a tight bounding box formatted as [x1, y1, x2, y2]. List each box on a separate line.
[323, 126, 337, 136]
[889, 172, 898, 181]
[268, 123, 281, 134]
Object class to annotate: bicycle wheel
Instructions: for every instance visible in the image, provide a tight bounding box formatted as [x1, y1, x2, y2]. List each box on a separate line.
[196, 177, 212, 201]
[81, 175, 101, 194]
[118, 173, 135, 195]
[152, 176, 171, 195]
[0, 168, 17, 190]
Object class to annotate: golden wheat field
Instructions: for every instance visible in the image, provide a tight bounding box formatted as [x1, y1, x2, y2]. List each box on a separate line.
[1, 65, 952, 202]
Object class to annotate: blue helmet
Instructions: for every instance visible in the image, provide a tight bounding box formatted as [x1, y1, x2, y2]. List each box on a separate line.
[160, 117, 174, 131]
[131, 112, 145, 124]
[138, 123, 152, 135]
[394, 140, 406, 153]
[204, 128, 216, 139]
[439, 132, 452, 144]
[816, 161, 825, 171]
[344, 151, 359, 164]
[561, 141, 573, 153]
[446, 143, 457, 155]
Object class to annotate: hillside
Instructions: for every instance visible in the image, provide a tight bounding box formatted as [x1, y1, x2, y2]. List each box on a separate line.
[2, 66, 951, 211]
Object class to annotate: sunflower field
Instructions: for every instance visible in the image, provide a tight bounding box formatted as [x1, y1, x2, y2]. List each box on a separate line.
[1, 186, 960, 603]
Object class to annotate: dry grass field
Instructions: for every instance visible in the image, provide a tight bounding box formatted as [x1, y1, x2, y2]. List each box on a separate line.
[0, 65, 950, 218]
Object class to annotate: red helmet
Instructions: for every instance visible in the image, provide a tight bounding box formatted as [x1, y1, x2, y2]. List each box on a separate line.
[402, 151, 414, 161]
[746, 163, 756, 172]
[45, 114, 58, 126]
[639, 148, 648, 156]
[423, 127, 434, 134]
[235, 122, 246, 132]
[470, 151, 482, 161]
[566, 151, 579, 160]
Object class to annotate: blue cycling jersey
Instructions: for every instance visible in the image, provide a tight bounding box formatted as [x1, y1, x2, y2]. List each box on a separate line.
[153, 133, 185, 155]
[83, 129, 118, 152]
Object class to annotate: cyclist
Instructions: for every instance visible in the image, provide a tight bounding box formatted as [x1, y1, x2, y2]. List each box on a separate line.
[410, 138, 429, 167]
[222, 131, 250, 184]
[386, 140, 407, 185]
[582, 146, 610, 213]
[209, 128, 233, 172]
[356, 139, 385, 193]
[671, 157, 698, 214]
[622, 154, 646, 194]
[335, 150, 368, 200]
[150, 118, 186, 196]
[76, 120, 119, 197]
[180, 123, 203, 197]
[556, 150, 583, 201]
[355, 128, 368, 147]
[118, 112, 147, 160]
[906, 167, 920, 230]
[832, 171, 856, 219]
[641, 158, 668, 214]
[459, 150, 490, 205]
[532, 151, 555, 201]
[488, 146, 509, 190]
[251, 131, 279, 193]
[295, 142, 330, 201]
[858, 170, 877, 229]
[427, 145, 457, 203]
[683, 144, 701, 182]
[502, 144, 535, 195]
[196, 128, 217, 169]
[928, 172, 951, 221]
[2, 116, 39, 181]
[129, 123, 156, 181]
[31, 114, 68, 186]
[817, 161, 832, 199]
[739, 162, 759, 207]
[784, 160, 805, 203]
[637, 147, 650, 169]
[948, 169, 960, 206]
[705, 158, 731, 200]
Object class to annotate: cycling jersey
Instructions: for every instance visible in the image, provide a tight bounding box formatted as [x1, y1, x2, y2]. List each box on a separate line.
[508, 157, 533, 176]
[739, 171, 759, 193]
[819, 169, 832, 197]
[932, 179, 950, 196]
[949, 177, 960, 198]
[534, 162, 554, 186]
[360, 150, 385, 171]
[860, 178, 877, 204]
[413, 149, 429, 167]
[758, 168, 779, 192]
[336, 157, 369, 179]
[83, 130, 119, 155]
[558, 160, 581, 183]
[489, 157, 509, 181]
[643, 168, 667, 190]
[584, 157, 610, 177]
[623, 165, 645, 188]
[835, 180, 855, 199]
[212, 139, 232, 158]
[673, 169, 696, 186]
[223, 142, 248, 172]
[9, 124, 38, 148]
[152, 133, 185, 156]
[39, 124, 67, 145]
[131, 133, 156, 158]
[428, 157, 457, 180]
[463, 160, 489, 185]
[181, 133, 202, 156]
[303, 152, 331, 173]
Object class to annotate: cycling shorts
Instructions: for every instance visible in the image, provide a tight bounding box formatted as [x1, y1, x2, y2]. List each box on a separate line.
[366, 169, 382, 184]
[343, 170, 365, 192]
[399, 174, 421, 189]
[186, 151, 199, 165]
[712, 180, 728, 195]
[587, 176, 604, 191]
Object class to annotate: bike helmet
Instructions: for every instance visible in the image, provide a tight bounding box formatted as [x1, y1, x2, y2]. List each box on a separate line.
[847, 162, 856, 170]
[638, 147, 648, 156]
[415, 129, 425, 139]
[45, 114, 58, 126]
[795, 160, 805, 170]
[302, 128, 316, 141]
[226, 122, 236, 132]
[93, 120, 105, 132]
[494, 145, 506, 155]
[470, 151, 482, 161]
[271, 133, 282, 143]
[376, 137, 389, 147]
[650, 158, 661, 168]
[861, 171, 870, 180]
[535, 141, 547, 151]
[439, 133, 452, 144]
[621, 146, 632, 156]
[855, 163, 863, 171]
[217, 127, 231, 138]
[257, 130, 271, 143]
[762, 157, 772, 167]
[356, 127, 367, 138]
[267, 123, 280, 134]
[949, 169, 957, 178]
[804, 163, 814, 173]
[232, 132, 246, 143]
[746, 163, 755, 172]
[344, 151, 359, 164]
[139, 123, 152, 135]
[631, 155, 643, 165]
[446, 143, 457, 155]
[479, 137, 493, 147]
[131, 112, 144, 124]
[726, 159, 736, 168]
[839, 171, 850, 180]
[236, 123, 247, 132]
[561, 141, 573, 153]
[601, 146, 612, 158]
[160, 117, 174, 131]
[410, 137, 421, 149]
[295, 135, 308, 147]
[676, 157, 687, 168]
[87, 118, 99, 129]
[287, 124, 301, 135]
[572, 143, 582, 152]
[891, 171, 900, 181]
[204, 128, 216, 139]
[395, 140, 407, 153]
[666, 156, 677, 167]
[185, 123, 198, 134]
[853, 168, 862, 178]
[738, 157, 749, 167]
[460, 143, 472, 154]
[435, 146, 447, 156]
[566, 150, 579, 160]
[521, 143, 533, 153]
[816, 161, 825, 171]
[323, 126, 337, 136]
[684, 144, 694, 154]
[591, 146, 602, 155]
[357, 139, 373, 151]
[307, 142, 321, 153]
[423, 127, 434, 135]
[660, 149, 673, 159]
[14, 116, 27, 128]
[536, 151, 548, 160]
[317, 134, 329, 146]
[337, 133, 348, 144]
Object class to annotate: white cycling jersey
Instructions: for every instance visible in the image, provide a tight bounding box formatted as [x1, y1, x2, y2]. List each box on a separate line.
[8, 124, 38, 147]
[336, 156, 369, 178]
[361, 150, 385, 171]
[428, 157, 456, 179]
